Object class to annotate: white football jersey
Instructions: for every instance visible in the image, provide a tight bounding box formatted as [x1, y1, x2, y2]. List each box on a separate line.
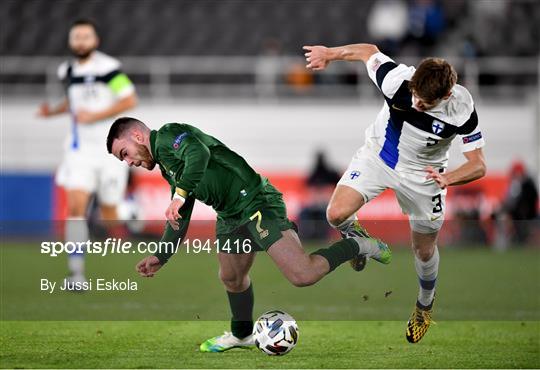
[363, 52, 485, 173]
[57, 51, 135, 154]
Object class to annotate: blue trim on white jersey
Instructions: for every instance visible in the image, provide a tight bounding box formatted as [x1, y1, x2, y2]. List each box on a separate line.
[379, 117, 403, 169]
[70, 110, 79, 150]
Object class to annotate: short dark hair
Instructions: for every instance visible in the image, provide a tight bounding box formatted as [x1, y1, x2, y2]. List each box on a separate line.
[106, 117, 144, 153]
[70, 18, 99, 35]
[409, 58, 457, 103]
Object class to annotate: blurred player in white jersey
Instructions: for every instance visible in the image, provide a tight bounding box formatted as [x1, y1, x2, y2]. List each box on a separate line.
[38, 19, 138, 287]
[304, 43, 486, 343]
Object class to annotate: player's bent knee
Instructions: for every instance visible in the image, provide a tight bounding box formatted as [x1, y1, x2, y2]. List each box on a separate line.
[326, 205, 347, 227]
[413, 247, 435, 262]
[218, 270, 247, 291]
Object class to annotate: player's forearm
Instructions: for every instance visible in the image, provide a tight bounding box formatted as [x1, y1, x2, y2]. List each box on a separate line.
[49, 99, 70, 115]
[444, 158, 487, 186]
[153, 222, 189, 265]
[154, 197, 195, 265]
[327, 43, 379, 63]
[92, 94, 138, 121]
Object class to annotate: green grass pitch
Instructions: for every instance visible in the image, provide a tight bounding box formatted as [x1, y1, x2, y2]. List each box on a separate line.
[1, 243, 539, 368]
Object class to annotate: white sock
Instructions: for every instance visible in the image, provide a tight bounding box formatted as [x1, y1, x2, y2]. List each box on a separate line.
[351, 236, 381, 258]
[68, 255, 85, 277]
[334, 214, 358, 234]
[65, 217, 88, 276]
[415, 247, 439, 307]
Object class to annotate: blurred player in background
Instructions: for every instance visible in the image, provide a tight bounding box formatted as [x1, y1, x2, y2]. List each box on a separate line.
[499, 160, 538, 244]
[305, 43, 486, 343]
[37, 19, 137, 287]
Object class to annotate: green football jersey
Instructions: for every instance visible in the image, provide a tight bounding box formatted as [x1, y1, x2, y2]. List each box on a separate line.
[149, 123, 265, 218]
[150, 123, 277, 264]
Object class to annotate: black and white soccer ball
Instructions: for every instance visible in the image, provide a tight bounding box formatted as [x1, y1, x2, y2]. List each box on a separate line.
[253, 310, 299, 356]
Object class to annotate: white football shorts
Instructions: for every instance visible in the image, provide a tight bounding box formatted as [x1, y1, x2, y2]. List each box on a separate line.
[56, 148, 129, 206]
[338, 145, 446, 233]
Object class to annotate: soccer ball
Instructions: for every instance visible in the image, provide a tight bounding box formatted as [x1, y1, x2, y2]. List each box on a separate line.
[253, 310, 299, 356]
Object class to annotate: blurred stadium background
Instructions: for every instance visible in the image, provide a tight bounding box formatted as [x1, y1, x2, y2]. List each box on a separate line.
[1, 0, 539, 247]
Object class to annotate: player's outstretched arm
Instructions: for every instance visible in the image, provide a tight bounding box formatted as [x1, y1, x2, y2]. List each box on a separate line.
[426, 148, 487, 189]
[304, 43, 379, 70]
[37, 98, 69, 117]
[135, 197, 195, 277]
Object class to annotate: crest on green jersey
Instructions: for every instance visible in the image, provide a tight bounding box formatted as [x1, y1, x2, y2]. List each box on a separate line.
[172, 133, 188, 150]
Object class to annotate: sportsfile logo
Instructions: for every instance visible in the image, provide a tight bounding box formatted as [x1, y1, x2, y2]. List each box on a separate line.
[462, 132, 482, 144]
[172, 133, 188, 149]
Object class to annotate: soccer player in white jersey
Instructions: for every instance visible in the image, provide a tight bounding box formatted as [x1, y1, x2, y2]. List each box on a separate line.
[38, 19, 138, 287]
[304, 43, 486, 343]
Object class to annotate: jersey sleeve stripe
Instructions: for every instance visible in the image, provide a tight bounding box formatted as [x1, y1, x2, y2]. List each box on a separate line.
[456, 109, 478, 135]
[101, 69, 122, 83]
[65, 69, 123, 85]
[108, 73, 134, 94]
[376, 62, 398, 89]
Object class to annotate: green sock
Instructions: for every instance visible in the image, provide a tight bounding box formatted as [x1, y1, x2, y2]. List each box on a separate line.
[311, 238, 360, 272]
[227, 283, 254, 339]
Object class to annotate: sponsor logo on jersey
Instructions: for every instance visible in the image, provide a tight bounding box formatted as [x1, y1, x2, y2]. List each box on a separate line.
[432, 120, 445, 135]
[462, 132, 482, 144]
[172, 133, 188, 149]
[350, 171, 361, 180]
[391, 104, 407, 111]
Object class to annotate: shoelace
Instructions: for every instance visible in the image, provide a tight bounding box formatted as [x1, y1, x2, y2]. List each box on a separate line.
[416, 309, 436, 325]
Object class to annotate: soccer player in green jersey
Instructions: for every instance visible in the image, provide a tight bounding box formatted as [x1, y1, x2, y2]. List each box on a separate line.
[106, 117, 391, 352]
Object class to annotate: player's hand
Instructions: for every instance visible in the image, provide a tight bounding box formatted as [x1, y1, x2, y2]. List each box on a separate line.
[135, 256, 162, 277]
[75, 109, 98, 124]
[165, 198, 184, 231]
[37, 103, 52, 117]
[303, 45, 330, 70]
[425, 166, 449, 189]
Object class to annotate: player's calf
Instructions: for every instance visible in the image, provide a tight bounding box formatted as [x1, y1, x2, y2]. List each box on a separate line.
[407, 231, 439, 343]
[278, 255, 327, 287]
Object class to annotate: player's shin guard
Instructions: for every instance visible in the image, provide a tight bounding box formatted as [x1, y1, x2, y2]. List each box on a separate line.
[415, 247, 439, 307]
[311, 238, 360, 272]
[65, 217, 88, 277]
[227, 283, 254, 339]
